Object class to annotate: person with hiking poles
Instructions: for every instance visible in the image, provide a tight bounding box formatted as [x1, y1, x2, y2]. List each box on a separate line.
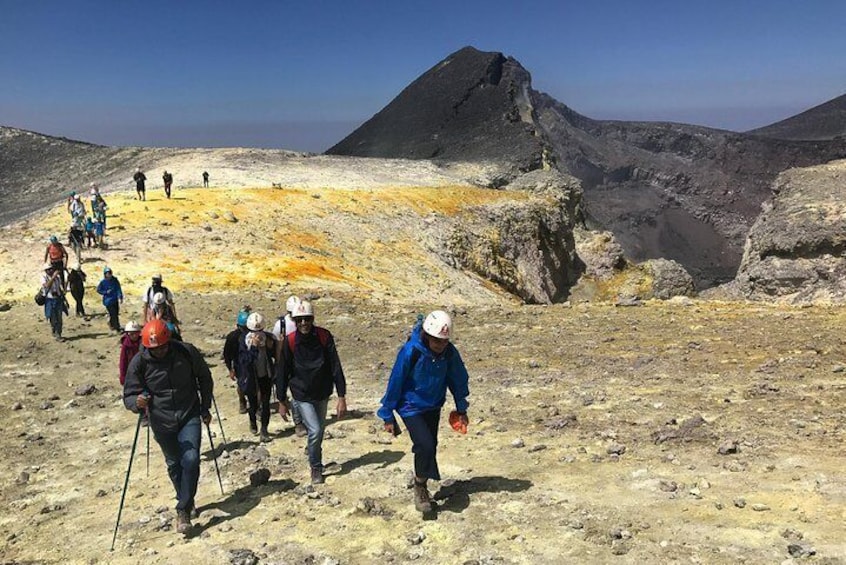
[123, 319, 214, 534]
[97, 266, 124, 334]
[271, 295, 307, 437]
[41, 263, 67, 341]
[275, 300, 347, 484]
[142, 274, 176, 323]
[378, 310, 470, 513]
[223, 307, 251, 415]
[133, 168, 146, 201]
[238, 312, 277, 442]
[44, 235, 68, 287]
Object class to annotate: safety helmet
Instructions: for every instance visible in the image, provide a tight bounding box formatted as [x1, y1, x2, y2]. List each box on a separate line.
[236, 309, 250, 327]
[49, 235, 58, 243]
[423, 310, 452, 340]
[141, 319, 170, 348]
[246, 312, 265, 331]
[124, 321, 142, 333]
[73, 194, 80, 200]
[103, 266, 112, 274]
[153, 291, 166, 305]
[291, 300, 314, 318]
[285, 295, 300, 313]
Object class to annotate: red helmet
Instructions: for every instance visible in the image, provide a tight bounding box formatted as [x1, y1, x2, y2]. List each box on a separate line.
[142, 319, 171, 349]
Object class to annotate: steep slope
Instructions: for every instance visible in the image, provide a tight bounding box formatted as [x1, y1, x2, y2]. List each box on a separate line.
[746, 92, 846, 140]
[327, 47, 846, 288]
[326, 46, 546, 174]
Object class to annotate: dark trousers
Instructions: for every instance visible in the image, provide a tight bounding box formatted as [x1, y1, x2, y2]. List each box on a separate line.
[154, 416, 202, 512]
[106, 302, 120, 331]
[71, 289, 85, 316]
[246, 376, 272, 428]
[403, 409, 441, 481]
[45, 297, 63, 337]
[164, 183, 172, 198]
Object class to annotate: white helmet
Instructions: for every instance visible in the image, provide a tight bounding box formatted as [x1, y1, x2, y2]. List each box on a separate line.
[246, 312, 265, 331]
[291, 300, 314, 318]
[152, 292, 166, 305]
[285, 295, 300, 313]
[423, 310, 452, 339]
[124, 321, 142, 332]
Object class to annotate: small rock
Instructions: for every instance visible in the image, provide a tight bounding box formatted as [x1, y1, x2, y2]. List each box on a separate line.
[606, 443, 626, 456]
[658, 480, 678, 493]
[511, 438, 525, 448]
[12, 402, 23, 410]
[717, 440, 738, 455]
[787, 542, 816, 558]
[0, 302, 11, 312]
[733, 498, 746, 509]
[228, 548, 259, 565]
[96, 489, 107, 497]
[40, 401, 54, 410]
[223, 211, 238, 223]
[699, 479, 710, 489]
[751, 503, 770, 512]
[15, 471, 29, 485]
[407, 531, 426, 545]
[74, 384, 97, 396]
[781, 528, 803, 541]
[249, 468, 271, 487]
[527, 444, 547, 453]
[832, 364, 845, 373]
[610, 540, 630, 554]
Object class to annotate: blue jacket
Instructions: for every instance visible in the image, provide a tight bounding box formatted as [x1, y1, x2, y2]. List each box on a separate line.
[377, 325, 469, 421]
[96, 277, 123, 306]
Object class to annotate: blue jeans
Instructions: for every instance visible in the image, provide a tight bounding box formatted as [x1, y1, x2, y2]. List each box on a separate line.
[292, 399, 328, 469]
[45, 297, 63, 337]
[154, 416, 202, 512]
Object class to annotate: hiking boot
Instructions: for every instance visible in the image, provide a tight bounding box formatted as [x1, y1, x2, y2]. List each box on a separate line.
[413, 482, 433, 513]
[238, 397, 248, 414]
[310, 467, 325, 485]
[190, 505, 201, 519]
[294, 423, 308, 438]
[176, 510, 192, 534]
[259, 427, 271, 442]
[249, 419, 258, 435]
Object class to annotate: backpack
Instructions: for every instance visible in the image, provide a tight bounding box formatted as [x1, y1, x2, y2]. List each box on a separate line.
[286, 327, 330, 354]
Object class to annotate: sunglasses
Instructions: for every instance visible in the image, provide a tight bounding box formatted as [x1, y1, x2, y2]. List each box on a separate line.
[294, 317, 314, 324]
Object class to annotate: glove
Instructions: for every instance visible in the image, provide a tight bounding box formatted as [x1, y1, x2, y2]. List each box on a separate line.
[449, 411, 468, 434]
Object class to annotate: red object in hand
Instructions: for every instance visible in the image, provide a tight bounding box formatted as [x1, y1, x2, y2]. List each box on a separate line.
[449, 411, 468, 434]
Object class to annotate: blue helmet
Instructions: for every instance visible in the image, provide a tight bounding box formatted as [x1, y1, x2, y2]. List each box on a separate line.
[236, 310, 250, 327]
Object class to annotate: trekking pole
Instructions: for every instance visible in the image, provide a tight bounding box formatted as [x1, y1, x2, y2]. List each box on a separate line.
[145, 410, 150, 477]
[211, 394, 228, 448]
[204, 419, 225, 495]
[110, 412, 143, 551]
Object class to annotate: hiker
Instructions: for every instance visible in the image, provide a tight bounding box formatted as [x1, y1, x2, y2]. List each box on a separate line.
[271, 295, 307, 437]
[41, 263, 67, 341]
[69, 193, 86, 221]
[66, 265, 87, 317]
[275, 300, 347, 484]
[93, 215, 106, 248]
[377, 310, 470, 513]
[43, 235, 68, 287]
[66, 191, 77, 214]
[133, 168, 146, 201]
[118, 321, 142, 385]
[91, 187, 107, 229]
[223, 307, 251, 415]
[96, 266, 124, 333]
[162, 170, 173, 199]
[202, 171, 209, 187]
[68, 221, 85, 265]
[142, 274, 177, 323]
[123, 319, 214, 534]
[151, 291, 181, 340]
[85, 217, 96, 247]
[238, 312, 277, 442]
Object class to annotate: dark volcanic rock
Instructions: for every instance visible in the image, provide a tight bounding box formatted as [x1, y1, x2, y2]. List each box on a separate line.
[748, 92, 846, 141]
[327, 46, 546, 174]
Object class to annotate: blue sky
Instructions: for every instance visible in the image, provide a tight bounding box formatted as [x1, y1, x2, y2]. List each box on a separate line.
[2, 0, 845, 152]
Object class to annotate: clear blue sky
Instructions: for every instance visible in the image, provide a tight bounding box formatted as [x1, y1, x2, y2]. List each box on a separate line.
[2, 0, 845, 152]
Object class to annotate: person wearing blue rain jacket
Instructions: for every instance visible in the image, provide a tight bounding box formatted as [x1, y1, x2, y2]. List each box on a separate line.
[96, 266, 124, 333]
[377, 310, 469, 513]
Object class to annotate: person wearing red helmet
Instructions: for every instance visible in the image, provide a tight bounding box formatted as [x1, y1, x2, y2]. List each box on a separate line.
[123, 319, 214, 534]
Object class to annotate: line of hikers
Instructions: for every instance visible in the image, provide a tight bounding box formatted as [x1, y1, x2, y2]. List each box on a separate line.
[120, 295, 470, 533]
[132, 168, 211, 200]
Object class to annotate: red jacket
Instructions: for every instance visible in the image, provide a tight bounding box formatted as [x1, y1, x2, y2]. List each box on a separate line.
[119, 333, 141, 385]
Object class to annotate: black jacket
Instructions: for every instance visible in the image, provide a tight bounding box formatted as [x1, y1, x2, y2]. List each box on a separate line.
[276, 327, 346, 403]
[123, 341, 213, 434]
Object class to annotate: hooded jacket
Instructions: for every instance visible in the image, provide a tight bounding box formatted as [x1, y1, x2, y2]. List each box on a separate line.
[377, 325, 470, 421]
[96, 276, 123, 306]
[276, 326, 346, 403]
[123, 341, 213, 434]
[118, 333, 141, 385]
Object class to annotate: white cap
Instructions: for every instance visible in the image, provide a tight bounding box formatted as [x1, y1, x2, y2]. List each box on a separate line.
[125, 321, 142, 332]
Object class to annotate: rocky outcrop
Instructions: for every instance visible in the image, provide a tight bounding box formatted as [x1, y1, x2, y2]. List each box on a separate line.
[733, 159, 846, 302]
[436, 170, 582, 303]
